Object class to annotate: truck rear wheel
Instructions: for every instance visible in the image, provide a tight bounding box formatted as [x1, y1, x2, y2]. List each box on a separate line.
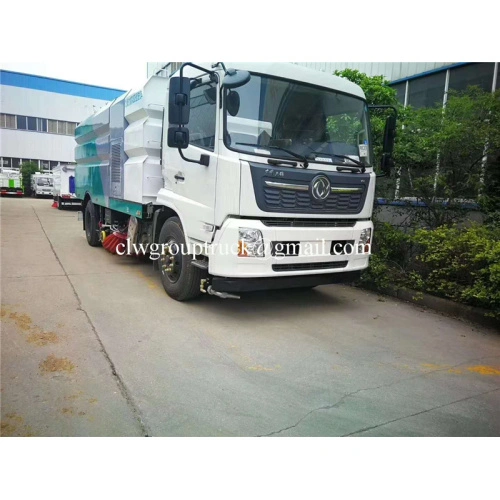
[158, 217, 204, 301]
[85, 200, 101, 247]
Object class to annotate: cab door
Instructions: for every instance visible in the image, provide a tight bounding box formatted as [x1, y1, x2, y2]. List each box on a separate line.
[163, 77, 219, 243]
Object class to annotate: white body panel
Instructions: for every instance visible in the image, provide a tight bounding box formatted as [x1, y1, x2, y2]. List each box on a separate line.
[161, 141, 218, 243]
[161, 73, 219, 244]
[52, 165, 77, 199]
[123, 76, 169, 205]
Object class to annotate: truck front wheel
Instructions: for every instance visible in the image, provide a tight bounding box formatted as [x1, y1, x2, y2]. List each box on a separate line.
[158, 217, 204, 301]
[85, 200, 101, 247]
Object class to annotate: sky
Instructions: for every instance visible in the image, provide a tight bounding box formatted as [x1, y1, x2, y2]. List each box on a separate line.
[1, 1, 493, 93]
[0, 62, 149, 91]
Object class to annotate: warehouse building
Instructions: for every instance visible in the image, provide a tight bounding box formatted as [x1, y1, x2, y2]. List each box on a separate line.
[300, 62, 499, 107]
[0, 70, 125, 171]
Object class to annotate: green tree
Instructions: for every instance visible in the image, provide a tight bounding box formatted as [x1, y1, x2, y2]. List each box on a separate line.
[334, 69, 399, 194]
[21, 161, 39, 196]
[395, 88, 500, 227]
[333, 69, 398, 106]
[336, 68, 500, 227]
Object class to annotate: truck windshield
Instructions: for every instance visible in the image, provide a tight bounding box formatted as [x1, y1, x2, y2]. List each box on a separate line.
[224, 74, 372, 167]
[37, 178, 53, 186]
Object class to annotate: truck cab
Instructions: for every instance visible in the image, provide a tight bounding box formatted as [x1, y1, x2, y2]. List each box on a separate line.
[76, 62, 396, 301]
[31, 172, 54, 197]
[157, 63, 395, 298]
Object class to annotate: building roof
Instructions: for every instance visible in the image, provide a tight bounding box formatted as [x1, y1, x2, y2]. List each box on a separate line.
[0, 70, 125, 101]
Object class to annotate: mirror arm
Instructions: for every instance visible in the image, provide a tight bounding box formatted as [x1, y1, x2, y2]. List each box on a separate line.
[178, 61, 220, 114]
[212, 62, 227, 73]
[178, 148, 210, 167]
[179, 62, 219, 82]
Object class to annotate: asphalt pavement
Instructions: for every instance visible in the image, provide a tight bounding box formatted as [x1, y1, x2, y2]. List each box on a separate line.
[1, 197, 499, 436]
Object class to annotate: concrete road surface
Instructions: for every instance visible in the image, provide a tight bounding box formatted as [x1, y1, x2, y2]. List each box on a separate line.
[1, 197, 499, 436]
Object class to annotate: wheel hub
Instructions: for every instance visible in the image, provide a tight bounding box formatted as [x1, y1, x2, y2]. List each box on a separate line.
[161, 239, 182, 283]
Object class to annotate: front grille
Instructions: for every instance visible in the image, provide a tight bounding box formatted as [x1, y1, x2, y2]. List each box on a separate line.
[262, 218, 359, 228]
[272, 261, 348, 272]
[264, 186, 363, 213]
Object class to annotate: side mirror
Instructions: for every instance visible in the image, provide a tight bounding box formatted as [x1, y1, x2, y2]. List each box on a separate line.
[226, 90, 240, 116]
[381, 115, 397, 173]
[168, 77, 190, 125]
[380, 154, 395, 174]
[222, 69, 251, 90]
[167, 127, 189, 149]
[382, 115, 397, 155]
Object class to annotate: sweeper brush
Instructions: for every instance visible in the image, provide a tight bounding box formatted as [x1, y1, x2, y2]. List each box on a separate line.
[102, 231, 128, 255]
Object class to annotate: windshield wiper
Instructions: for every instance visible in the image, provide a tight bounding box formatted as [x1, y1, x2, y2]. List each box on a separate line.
[308, 152, 365, 168]
[235, 142, 309, 168]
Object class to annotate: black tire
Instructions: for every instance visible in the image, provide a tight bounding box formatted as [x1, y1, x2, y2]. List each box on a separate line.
[84, 200, 101, 247]
[158, 217, 205, 301]
[57, 196, 64, 210]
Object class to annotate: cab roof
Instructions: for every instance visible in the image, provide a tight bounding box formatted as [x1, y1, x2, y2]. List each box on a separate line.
[225, 62, 366, 100]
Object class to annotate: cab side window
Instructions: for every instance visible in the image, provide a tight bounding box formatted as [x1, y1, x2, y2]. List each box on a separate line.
[189, 82, 217, 151]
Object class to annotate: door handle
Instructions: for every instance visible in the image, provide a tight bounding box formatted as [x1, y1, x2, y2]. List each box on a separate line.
[174, 173, 185, 181]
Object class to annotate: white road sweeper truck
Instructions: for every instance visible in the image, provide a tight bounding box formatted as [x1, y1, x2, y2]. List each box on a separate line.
[75, 62, 397, 300]
[53, 164, 81, 209]
[0, 168, 24, 196]
[31, 172, 54, 197]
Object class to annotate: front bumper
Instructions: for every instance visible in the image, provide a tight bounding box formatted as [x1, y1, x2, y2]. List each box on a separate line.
[59, 196, 82, 205]
[211, 270, 362, 293]
[207, 218, 372, 278]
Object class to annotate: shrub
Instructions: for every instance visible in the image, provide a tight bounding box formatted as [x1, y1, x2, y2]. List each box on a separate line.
[361, 222, 500, 318]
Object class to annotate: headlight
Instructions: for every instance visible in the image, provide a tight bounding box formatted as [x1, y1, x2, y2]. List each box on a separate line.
[359, 228, 371, 245]
[358, 228, 372, 254]
[238, 228, 265, 257]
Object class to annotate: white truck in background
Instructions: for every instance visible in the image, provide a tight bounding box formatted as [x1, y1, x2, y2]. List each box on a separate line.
[76, 62, 397, 301]
[52, 164, 81, 209]
[0, 168, 24, 197]
[31, 172, 54, 197]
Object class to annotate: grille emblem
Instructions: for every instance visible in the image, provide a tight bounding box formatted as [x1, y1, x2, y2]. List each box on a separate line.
[311, 175, 331, 201]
